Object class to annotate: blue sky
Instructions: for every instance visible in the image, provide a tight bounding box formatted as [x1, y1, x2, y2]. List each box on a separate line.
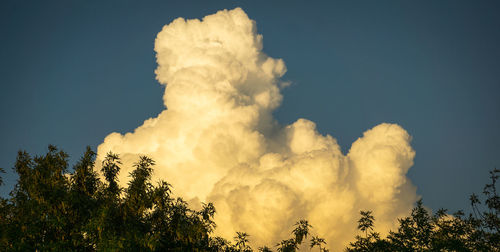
[1, 0, 499, 213]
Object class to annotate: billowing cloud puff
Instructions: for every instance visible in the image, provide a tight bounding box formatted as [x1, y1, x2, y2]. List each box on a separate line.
[96, 8, 418, 250]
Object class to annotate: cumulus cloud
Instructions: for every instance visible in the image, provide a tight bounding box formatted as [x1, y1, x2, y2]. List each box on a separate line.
[96, 8, 418, 250]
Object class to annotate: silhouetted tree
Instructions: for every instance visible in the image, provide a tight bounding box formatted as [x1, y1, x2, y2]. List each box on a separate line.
[0, 146, 499, 251]
[358, 211, 374, 237]
[292, 219, 312, 245]
[310, 235, 327, 252]
[347, 210, 390, 252]
[68, 146, 100, 250]
[276, 238, 298, 252]
[234, 232, 252, 252]
[6, 146, 72, 250]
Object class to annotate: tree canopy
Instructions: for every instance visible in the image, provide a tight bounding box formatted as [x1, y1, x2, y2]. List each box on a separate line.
[0, 146, 498, 251]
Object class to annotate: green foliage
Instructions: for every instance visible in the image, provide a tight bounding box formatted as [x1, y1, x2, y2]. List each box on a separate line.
[101, 152, 121, 197]
[0, 146, 222, 251]
[347, 169, 500, 252]
[0, 146, 498, 251]
[347, 210, 388, 252]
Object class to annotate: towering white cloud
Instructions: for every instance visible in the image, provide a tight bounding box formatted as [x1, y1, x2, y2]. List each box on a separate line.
[96, 8, 418, 250]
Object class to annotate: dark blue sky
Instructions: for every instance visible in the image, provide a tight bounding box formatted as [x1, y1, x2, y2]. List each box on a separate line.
[1, 0, 499, 213]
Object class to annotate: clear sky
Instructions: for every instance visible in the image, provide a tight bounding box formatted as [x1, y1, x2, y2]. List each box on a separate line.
[1, 0, 499, 215]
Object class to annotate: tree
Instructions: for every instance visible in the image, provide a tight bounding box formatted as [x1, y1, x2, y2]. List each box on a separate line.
[122, 156, 156, 250]
[1, 145, 499, 251]
[6, 146, 72, 250]
[101, 152, 121, 197]
[347, 210, 389, 252]
[68, 146, 100, 250]
[234, 232, 251, 252]
[358, 211, 374, 237]
[468, 168, 500, 250]
[276, 238, 298, 252]
[388, 200, 433, 251]
[292, 219, 312, 245]
[310, 236, 327, 252]
[0, 167, 9, 250]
